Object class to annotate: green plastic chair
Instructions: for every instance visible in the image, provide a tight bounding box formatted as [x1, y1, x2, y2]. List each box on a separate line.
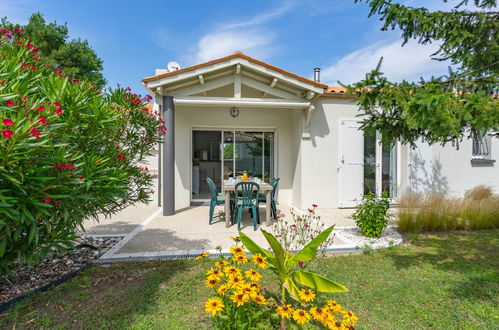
[258, 178, 280, 219]
[234, 182, 260, 231]
[207, 177, 225, 225]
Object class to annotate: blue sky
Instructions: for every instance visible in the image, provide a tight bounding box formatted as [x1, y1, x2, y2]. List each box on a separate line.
[1, 0, 454, 94]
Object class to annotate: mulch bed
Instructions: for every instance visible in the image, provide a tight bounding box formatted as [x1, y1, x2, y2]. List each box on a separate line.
[0, 236, 121, 307]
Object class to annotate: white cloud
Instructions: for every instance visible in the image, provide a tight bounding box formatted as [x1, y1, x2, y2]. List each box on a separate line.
[321, 38, 451, 85]
[192, 3, 296, 63]
[195, 29, 274, 63]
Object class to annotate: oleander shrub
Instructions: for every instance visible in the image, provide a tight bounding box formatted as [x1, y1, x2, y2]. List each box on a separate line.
[397, 185, 499, 233]
[353, 191, 391, 238]
[0, 29, 164, 274]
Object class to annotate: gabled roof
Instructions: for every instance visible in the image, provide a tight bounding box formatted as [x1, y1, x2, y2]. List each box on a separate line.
[142, 51, 328, 89]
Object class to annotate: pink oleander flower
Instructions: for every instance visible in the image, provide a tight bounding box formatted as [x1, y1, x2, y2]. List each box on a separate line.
[43, 197, 52, 204]
[2, 129, 13, 138]
[2, 118, 14, 126]
[29, 127, 41, 139]
[5, 99, 14, 107]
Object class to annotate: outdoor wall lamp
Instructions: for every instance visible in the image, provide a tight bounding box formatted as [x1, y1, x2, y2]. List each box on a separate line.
[230, 107, 239, 118]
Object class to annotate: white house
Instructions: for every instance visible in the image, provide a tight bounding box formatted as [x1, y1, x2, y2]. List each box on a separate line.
[142, 51, 498, 214]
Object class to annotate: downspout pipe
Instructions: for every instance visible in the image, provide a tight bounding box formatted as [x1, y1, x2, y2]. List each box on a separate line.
[162, 95, 175, 216]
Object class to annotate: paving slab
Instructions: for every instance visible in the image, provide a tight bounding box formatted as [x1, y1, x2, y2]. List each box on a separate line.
[80, 179, 161, 235]
[115, 204, 352, 254]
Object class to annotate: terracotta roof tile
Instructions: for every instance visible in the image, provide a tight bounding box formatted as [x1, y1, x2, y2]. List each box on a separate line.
[143, 51, 328, 89]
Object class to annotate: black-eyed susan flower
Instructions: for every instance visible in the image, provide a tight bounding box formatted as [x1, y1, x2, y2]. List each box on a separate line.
[249, 282, 261, 292]
[207, 268, 223, 278]
[292, 309, 311, 325]
[298, 289, 316, 303]
[215, 260, 228, 268]
[230, 245, 245, 255]
[327, 320, 344, 330]
[251, 254, 268, 269]
[310, 306, 329, 324]
[240, 284, 257, 299]
[230, 236, 241, 242]
[233, 254, 249, 264]
[277, 304, 293, 319]
[205, 276, 220, 288]
[205, 297, 224, 316]
[216, 284, 229, 295]
[341, 310, 358, 326]
[230, 292, 249, 306]
[252, 294, 267, 305]
[245, 269, 262, 282]
[326, 300, 343, 314]
[224, 266, 241, 276]
[228, 274, 245, 289]
[194, 252, 210, 260]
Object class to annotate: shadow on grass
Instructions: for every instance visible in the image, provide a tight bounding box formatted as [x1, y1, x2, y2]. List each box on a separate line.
[386, 230, 499, 300]
[0, 259, 211, 329]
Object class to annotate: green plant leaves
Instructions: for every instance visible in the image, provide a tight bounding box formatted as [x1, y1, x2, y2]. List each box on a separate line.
[290, 270, 348, 293]
[287, 225, 335, 267]
[238, 231, 274, 262]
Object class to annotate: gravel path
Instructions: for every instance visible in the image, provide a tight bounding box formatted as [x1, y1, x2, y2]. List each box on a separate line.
[0, 236, 121, 304]
[336, 227, 403, 250]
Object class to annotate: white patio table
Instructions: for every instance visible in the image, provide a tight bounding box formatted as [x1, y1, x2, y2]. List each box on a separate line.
[222, 180, 273, 228]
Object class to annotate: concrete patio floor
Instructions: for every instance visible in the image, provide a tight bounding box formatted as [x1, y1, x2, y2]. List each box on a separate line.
[82, 202, 365, 262]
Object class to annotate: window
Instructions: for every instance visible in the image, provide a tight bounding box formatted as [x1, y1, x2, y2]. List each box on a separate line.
[472, 131, 491, 160]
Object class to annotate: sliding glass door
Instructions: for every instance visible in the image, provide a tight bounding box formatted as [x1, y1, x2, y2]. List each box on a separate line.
[192, 129, 275, 201]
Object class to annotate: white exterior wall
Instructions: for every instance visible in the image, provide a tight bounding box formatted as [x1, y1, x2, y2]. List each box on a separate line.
[155, 98, 497, 211]
[407, 138, 499, 197]
[297, 98, 360, 209]
[173, 105, 302, 210]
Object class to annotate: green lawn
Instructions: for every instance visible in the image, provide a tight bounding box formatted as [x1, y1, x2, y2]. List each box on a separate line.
[1, 230, 498, 329]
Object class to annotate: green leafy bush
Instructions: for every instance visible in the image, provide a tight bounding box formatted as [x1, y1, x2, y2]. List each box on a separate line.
[353, 192, 391, 238]
[0, 29, 164, 274]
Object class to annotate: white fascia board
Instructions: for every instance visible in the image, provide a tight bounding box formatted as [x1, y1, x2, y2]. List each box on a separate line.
[238, 59, 325, 95]
[174, 97, 310, 109]
[146, 59, 239, 89]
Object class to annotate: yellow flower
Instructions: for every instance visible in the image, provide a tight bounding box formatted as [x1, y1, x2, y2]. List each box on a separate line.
[230, 245, 246, 255]
[310, 306, 329, 324]
[327, 320, 345, 330]
[205, 297, 224, 316]
[207, 268, 223, 278]
[292, 309, 311, 325]
[217, 284, 229, 295]
[215, 260, 228, 268]
[245, 269, 262, 282]
[228, 274, 245, 289]
[230, 292, 250, 306]
[205, 276, 220, 288]
[251, 254, 268, 269]
[194, 252, 209, 260]
[252, 294, 267, 305]
[276, 304, 293, 319]
[233, 254, 249, 264]
[341, 310, 358, 326]
[230, 236, 241, 242]
[249, 282, 261, 292]
[240, 284, 258, 298]
[326, 300, 343, 314]
[298, 289, 316, 303]
[224, 266, 241, 276]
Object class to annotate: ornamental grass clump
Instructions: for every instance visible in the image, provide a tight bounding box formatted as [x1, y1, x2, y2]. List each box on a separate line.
[397, 185, 499, 233]
[198, 230, 358, 329]
[0, 29, 164, 274]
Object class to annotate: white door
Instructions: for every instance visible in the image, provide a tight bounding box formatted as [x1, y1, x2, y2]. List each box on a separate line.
[338, 120, 364, 207]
